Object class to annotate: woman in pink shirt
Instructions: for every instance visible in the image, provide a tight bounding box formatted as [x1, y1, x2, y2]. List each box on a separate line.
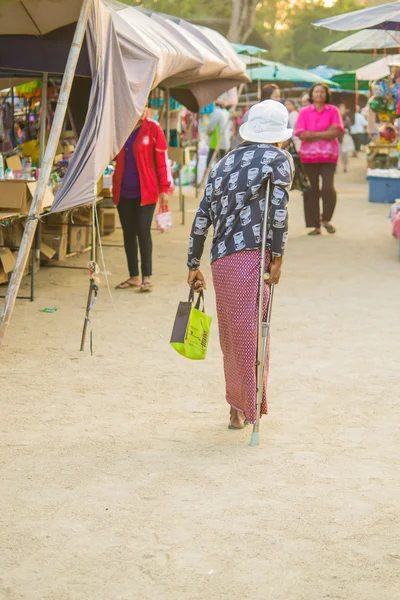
[295, 84, 344, 235]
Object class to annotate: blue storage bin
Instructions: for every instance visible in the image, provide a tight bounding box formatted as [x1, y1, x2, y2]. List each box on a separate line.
[368, 176, 400, 204]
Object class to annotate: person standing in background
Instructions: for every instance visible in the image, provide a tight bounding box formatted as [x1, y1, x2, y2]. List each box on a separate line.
[113, 107, 171, 292]
[351, 105, 367, 156]
[295, 83, 344, 236]
[285, 98, 300, 150]
[301, 93, 310, 108]
[261, 84, 281, 102]
[206, 99, 232, 166]
[339, 103, 354, 173]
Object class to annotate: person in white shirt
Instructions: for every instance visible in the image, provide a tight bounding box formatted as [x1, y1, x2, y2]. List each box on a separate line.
[206, 100, 232, 166]
[350, 105, 367, 156]
[285, 98, 300, 150]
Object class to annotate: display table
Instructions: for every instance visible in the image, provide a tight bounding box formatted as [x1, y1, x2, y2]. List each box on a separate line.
[366, 144, 397, 169]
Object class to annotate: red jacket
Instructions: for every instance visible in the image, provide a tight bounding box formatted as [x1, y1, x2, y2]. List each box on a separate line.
[113, 118, 170, 206]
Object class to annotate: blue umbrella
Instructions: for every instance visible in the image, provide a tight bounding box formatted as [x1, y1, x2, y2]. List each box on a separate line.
[315, 2, 400, 32]
[308, 65, 343, 79]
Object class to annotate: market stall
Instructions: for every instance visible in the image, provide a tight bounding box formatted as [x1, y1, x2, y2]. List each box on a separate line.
[0, 0, 249, 344]
[315, 0, 400, 260]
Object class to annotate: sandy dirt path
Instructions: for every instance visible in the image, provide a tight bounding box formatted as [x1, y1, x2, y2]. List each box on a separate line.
[1, 160, 400, 600]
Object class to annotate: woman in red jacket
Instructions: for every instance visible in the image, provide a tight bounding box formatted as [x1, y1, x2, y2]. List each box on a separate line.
[113, 109, 171, 292]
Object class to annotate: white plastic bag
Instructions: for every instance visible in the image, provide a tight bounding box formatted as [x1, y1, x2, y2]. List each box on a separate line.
[155, 205, 173, 232]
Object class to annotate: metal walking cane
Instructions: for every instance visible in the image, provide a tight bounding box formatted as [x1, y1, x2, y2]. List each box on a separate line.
[249, 179, 275, 447]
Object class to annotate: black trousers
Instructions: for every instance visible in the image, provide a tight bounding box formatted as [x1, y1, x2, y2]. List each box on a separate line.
[352, 133, 363, 152]
[303, 163, 337, 229]
[118, 197, 156, 278]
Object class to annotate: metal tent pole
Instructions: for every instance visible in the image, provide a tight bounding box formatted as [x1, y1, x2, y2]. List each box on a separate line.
[0, 0, 93, 347]
[165, 88, 170, 144]
[30, 72, 49, 302]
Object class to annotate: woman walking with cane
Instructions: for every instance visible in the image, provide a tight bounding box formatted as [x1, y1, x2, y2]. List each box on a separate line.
[187, 101, 294, 430]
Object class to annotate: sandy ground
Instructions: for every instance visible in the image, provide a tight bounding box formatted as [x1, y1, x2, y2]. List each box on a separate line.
[1, 157, 400, 600]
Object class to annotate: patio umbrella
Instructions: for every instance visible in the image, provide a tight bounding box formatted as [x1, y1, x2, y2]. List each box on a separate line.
[323, 29, 400, 54]
[314, 2, 400, 32]
[248, 61, 339, 86]
[308, 65, 343, 79]
[330, 71, 369, 92]
[356, 54, 400, 81]
[232, 43, 268, 56]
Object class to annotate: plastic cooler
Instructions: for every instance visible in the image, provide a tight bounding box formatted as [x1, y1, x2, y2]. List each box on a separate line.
[368, 176, 400, 204]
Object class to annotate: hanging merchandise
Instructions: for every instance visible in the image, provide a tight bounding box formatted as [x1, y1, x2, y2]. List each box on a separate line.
[371, 78, 390, 98]
[369, 95, 387, 114]
[378, 123, 397, 144]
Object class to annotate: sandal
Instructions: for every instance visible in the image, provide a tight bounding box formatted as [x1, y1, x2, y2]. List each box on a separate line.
[115, 279, 141, 290]
[308, 228, 321, 236]
[228, 420, 249, 430]
[322, 223, 336, 234]
[140, 281, 153, 293]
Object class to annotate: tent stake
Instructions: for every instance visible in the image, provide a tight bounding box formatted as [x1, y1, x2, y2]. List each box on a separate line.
[0, 0, 93, 347]
[80, 202, 98, 353]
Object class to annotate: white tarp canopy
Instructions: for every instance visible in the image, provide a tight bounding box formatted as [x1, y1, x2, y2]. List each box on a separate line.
[323, 29, 400, 54]
[43, 0, 249, 213]
[356, 54, 400, 81]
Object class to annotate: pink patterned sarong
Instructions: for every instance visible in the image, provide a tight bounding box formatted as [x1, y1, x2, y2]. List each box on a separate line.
[211, 249, 271, 424]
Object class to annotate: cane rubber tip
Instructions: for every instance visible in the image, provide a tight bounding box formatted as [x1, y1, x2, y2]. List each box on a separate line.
[249, 432, 260, 446]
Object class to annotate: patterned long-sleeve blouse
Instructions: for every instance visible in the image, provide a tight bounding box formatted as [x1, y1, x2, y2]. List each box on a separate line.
[187, 142, 294, 270]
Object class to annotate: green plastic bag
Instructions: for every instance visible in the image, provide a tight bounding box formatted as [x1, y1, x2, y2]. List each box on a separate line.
[170, 288, 212, 360]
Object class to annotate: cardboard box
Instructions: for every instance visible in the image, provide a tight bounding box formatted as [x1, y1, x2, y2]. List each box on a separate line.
[2, 220, 24, 249]
[71, 206, 92, 226]
[12, 250, 40, 277]
[100, 208, 116, 236]
[44, 211, 69, 226]
[41, 223, 68, 262]
[96, 176, 104, 197]
[5, 154, 23, 172]
[0, 248, 15, 284]
[0, 181, 54, 215]
[68, 225, 88, 254]
[40, 242, 56, 261]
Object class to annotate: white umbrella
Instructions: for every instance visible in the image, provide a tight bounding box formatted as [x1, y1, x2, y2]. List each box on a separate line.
[323, 29, 400, 54]
[356, 54, 400, 80]
[315, 2, 400, 32]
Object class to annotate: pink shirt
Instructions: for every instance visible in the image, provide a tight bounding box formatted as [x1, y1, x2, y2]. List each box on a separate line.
[294, 104, 344, 164]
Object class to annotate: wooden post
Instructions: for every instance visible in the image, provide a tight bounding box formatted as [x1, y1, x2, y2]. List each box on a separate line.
[0, 0, 93, 346]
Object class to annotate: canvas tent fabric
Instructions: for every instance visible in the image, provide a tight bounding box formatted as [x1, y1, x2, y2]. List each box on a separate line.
[356, 55, 400, 81]
[0, 0, 249, 214]
[323, 29, 400, 54]
[315, 2, 400, 32]
[0, 0, 83, 35]
[0, 0, 247, 214]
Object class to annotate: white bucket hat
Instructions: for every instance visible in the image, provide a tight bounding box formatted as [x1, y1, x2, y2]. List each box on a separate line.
[239, 100, 293, 144]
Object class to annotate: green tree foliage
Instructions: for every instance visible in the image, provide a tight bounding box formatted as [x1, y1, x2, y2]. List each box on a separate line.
[123, 0, 230, 19]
